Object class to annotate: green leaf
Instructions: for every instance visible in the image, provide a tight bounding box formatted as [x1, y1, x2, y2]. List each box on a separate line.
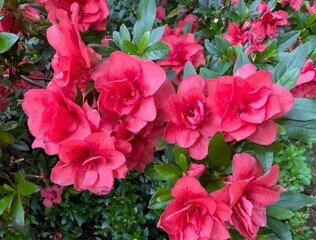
[174, 145, 190, 162]
[14, 170, 25, 185]
[277, 118, 316, 139]
[119, 24, 131, 42]
[233, 52, 250, 73]
[285, 98, 316, 121]
[133, 0, 156, 45]
[183, 61, 197, 78]
[3, 184, 14, 192]
[277, 31, 301, 52]
[267, 217, 292, 240]
[205, 180, 225, 193]
[12, 140, 29, 151]
[142, 42, 169, 60]
[270, 192, 315, 211]
[199, 68, 220, 79]
[0, 121, 19, 132]
[154, 164, 182, 179]
[148, 26, 165, 45]
[89, 43, 117, 58]
[0, 0, 4, 10]
[176, 154, 187, 172]
[17, 181, 36, 196]
[148, 188, 172, 210]
[275, 67, 300, 89]
[0, 193, 14, 215]
[0, 32, 19, 53]
[0, 132, 15, 145]
[11, 195, 24, 226]
[138, 31, 151, 52]
[122, 40, 138, 54]
[306, 13, 316, 27]
[208, 132, 231, 172]
[267, 207, 295, 220]
[218, 59, 233, 75]
[75, 85, 83, 107]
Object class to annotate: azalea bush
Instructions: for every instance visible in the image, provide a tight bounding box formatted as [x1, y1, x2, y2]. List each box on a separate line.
[0, 0, 316, 239]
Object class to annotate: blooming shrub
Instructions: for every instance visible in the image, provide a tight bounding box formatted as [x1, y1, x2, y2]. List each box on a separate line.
[0, 0, 316, 239]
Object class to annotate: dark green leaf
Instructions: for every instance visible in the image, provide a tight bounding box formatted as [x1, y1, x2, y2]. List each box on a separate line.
[199, 68, 220, 79]
[133, 0, 156, 45]
[0, 132, 15, 145]
[11, 195, 24, 226]
[0, 0, 3, 10]
[154, 164, 182, 179]
[267, 207, 295, 220]
[267, 217, 292, 240]
[0, 193, 14, 215]
[218, 60, 233, 75]
[12, 140, 29, 151]
[205, 180, 225, 193]
[17, 181, 36, 196]
[14, 170, 25, 185]
[0, 32, 19, 53]
[233, 52, 250, 73]
[75, 85, 83, 107]
[306, 13, 316, 27]
[183, 61, 197, 78]
[208, 132, 231, 172]
[148, 188, 172, 210]
[142, 42, 169, 60]
[278, 118, 316, 139]
[89, 43, 116, 58]
[3, 184, 14, 192]
[270, 192, 315, 211]
[285, 98, 316, 121]
[0, 121, 19, 131]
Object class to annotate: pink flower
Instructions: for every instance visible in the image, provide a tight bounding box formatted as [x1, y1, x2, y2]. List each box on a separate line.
[245, 37, 268, 55]
[212, 153, 283, 239]
[156, 6, 166, 20]
[280, 0, 303, 11]
[21, 5, 42, 23]
[22, 85, 94, 155]
[291, 60, 316, 98]
[114, 117, 165, 172]
[251, 2, 288, 39]
[50, 132, 130, 195]
[163, 14, 198, 37]
[40, 185, 63, 208]
[187, 164, 206, 177]
[207, 64, 294, 145]
[44, 0, 109, 32]
[157, 33, 205, 84]
[47, 9, 101, 101]
[163, 75, 220, 160]
[222, 22, 251, 47]
[0, 11, 20, 33]
[307, 1, 316, 15]
[158, 176, 232, 240]
[93, 51, 166, 133]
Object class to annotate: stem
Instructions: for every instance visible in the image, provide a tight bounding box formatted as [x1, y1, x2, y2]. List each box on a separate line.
[20, 75, 46, 88]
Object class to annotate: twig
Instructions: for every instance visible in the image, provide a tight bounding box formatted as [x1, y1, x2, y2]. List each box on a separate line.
[20, 75, 46, 89]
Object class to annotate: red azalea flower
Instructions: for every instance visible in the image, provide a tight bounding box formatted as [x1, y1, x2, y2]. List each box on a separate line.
[50, 133, 130, 195]
[157, 33, 205, 84]
[40, 185, 63, 208]
[22, 85, 96, 155]
[156, 6, 166, 20]
[280, 0, 303, 11]
[222, 22, 251, 47]
[208, 64, 294, 145]
[163, 75, 220, 160]
[291, 60, 316, 98]
[186, 164, 206, 177]
[47, 9, 101, 101]
[163, 14, 198, 37]
[44, 0, 109, 32]
[93, 51, 166, 133]
[158, 176, 232, 240]
[245, 35, 268, 55]
[212, 153, 284, 239]
[251, 2, 288, 39]
[307, 1, 316, 15]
